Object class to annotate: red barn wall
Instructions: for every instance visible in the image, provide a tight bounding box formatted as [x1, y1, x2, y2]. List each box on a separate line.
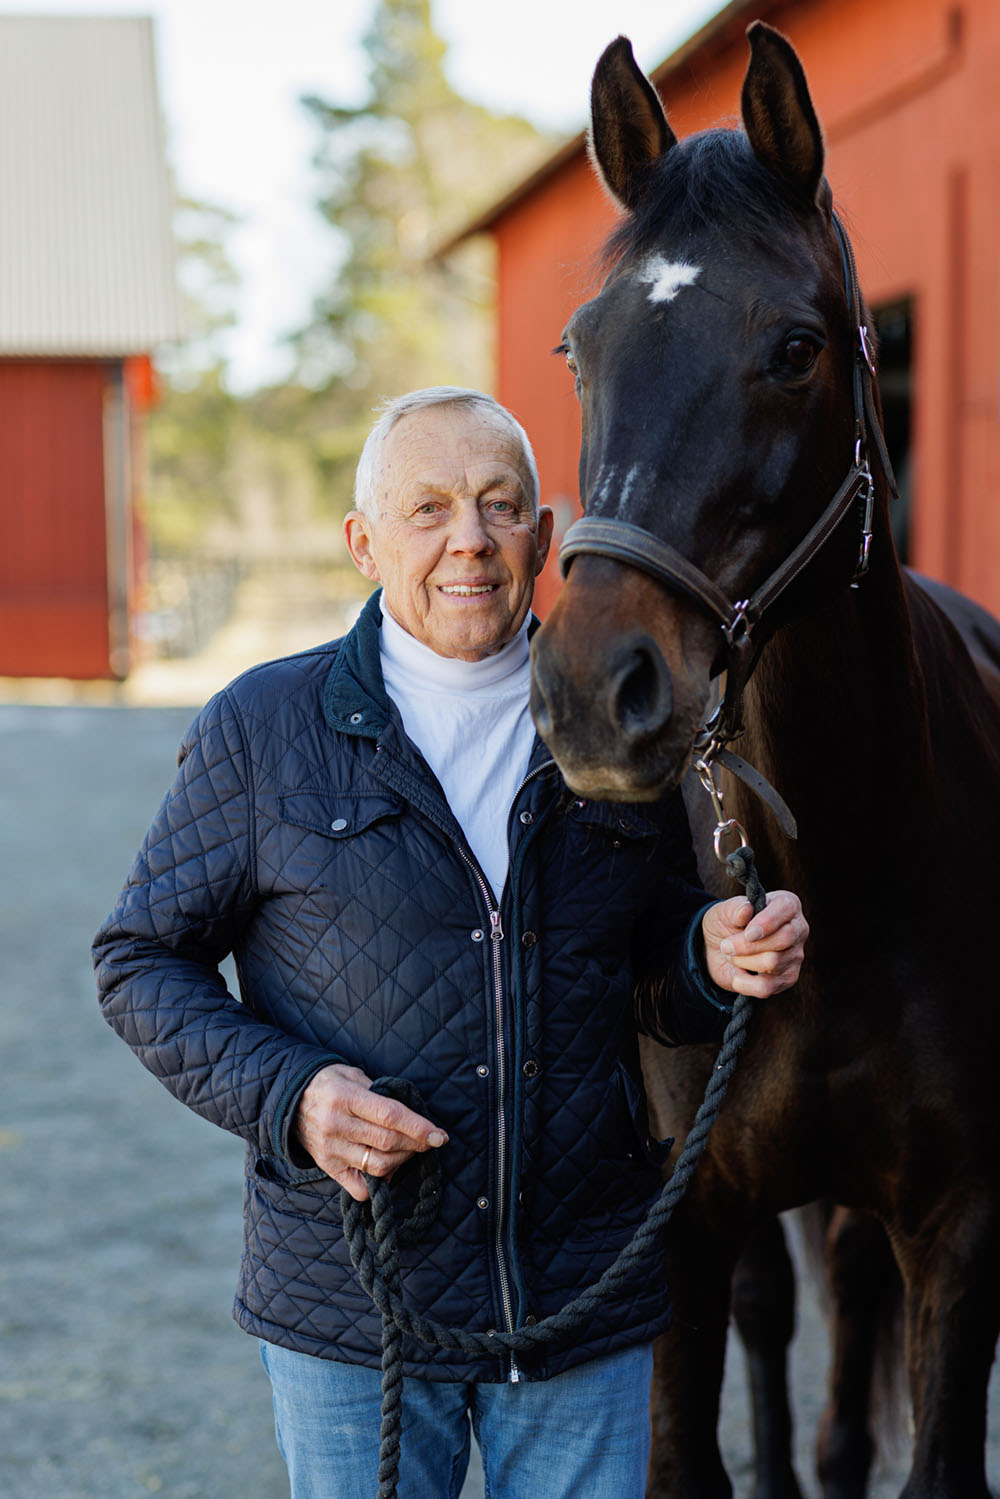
[493, 162, 615, 616]
[0, 360, 116, 678]
[491, 0, 1000, 619]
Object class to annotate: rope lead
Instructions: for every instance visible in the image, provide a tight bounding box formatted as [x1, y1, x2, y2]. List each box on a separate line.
[343, 848, 768, 1499]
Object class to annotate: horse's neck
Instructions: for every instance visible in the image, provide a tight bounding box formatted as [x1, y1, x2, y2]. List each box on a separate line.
[734, 551, 930, 881]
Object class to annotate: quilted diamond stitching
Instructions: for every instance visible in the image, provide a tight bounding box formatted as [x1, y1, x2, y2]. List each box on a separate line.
[95, 622, 718, 1379]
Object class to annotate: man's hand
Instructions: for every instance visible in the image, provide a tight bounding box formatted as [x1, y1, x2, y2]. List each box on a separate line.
[702, 891, 808, 999]
[294, 1064, 448, 1202]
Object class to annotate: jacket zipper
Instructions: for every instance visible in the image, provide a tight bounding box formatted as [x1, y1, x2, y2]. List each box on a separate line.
[458, 850, 520, 1382]
[457, 759, 555, 1385]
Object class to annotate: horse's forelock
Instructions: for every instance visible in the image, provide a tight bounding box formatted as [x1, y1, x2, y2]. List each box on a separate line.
[600, 128, 813, 273]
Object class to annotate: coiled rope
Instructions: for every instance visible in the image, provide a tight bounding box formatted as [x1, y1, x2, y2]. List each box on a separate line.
[341, 846, 767, 1499]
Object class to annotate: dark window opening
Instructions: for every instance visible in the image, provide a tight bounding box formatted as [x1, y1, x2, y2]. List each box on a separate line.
[872, 299, 913, 565]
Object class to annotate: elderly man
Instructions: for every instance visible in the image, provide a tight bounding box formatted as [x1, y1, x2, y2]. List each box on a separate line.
[94, 387, 807, 1499]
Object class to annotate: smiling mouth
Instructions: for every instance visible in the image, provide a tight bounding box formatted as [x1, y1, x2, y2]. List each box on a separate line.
[438, 584, 498, 597]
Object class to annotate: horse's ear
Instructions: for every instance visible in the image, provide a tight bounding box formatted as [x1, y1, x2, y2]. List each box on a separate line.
[742, 21, 825, 206]
[589, 35, 677, 212]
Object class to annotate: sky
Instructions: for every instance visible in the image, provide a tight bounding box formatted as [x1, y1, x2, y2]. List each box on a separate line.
[13, 0, 724, 388]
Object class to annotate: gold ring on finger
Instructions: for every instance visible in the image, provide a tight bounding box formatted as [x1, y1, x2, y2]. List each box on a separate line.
[360, 1145, 373, 1174]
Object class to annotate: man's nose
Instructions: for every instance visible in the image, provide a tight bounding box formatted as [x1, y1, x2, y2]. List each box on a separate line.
[447, 501, 494, 554]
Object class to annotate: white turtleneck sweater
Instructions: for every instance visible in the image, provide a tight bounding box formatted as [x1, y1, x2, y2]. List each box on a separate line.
[378, 603, 536, 901]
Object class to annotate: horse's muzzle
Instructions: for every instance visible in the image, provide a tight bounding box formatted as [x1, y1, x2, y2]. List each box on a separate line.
[531, 626, 681, 800]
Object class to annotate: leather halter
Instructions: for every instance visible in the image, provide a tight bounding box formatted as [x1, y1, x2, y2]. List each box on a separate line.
[558, 212, 899, 767]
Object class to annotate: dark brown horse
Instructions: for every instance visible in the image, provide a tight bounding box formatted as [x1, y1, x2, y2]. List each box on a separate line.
[530, 22, 1000, 1499]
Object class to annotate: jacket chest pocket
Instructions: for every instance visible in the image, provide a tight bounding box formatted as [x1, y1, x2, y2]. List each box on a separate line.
[278, 789, 405, 842]
[270, 789, 406, 896]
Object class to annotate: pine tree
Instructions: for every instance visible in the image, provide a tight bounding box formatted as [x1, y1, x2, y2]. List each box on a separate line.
[296, 0, 550, 442]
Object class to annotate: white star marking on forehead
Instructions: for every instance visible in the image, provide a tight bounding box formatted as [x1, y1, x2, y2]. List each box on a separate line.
[638, 256, 702, 304]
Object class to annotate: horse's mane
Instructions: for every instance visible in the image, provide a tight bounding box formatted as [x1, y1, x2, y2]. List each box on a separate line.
[601, 127, 809, 271]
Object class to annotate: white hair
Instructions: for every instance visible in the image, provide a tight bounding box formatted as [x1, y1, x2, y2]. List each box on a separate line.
[353, 387, 540, 519]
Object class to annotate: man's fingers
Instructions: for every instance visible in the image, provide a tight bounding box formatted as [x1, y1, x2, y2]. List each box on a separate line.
[728, 921, 803, 962]
[340, 1111, 432, 1156]
[352, 1088, 448, 1150]
[353, 1142, 412, 1178]
[727, 948, 782, 975]
[723, 967, 790, 999]
[332, 1166, 369, 1203]
[744, 892, 800, 941]
[704, 890, 807, 997]
[298, 1065, 448, 1155]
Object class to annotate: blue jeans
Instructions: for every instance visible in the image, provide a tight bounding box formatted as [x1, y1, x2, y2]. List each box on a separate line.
[260, 1340, 654, 1499]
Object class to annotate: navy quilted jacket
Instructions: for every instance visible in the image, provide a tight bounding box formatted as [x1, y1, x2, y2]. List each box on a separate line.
[94, 592, 733, 1383]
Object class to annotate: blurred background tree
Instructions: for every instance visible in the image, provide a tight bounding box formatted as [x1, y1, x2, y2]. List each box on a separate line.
[141, 0, 552, 661]
[147, 196, 243, 555]
[293, 0, 551, 523]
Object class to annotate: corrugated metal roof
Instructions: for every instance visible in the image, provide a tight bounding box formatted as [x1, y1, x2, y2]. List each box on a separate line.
[0, 14, 181, 354]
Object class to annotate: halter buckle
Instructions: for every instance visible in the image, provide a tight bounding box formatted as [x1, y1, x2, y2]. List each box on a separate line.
[850, 462, 876, 586]
[722, 598, 752, 648]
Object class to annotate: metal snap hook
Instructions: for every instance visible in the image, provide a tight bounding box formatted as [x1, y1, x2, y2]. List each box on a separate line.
[697, 756, 750, 866]
[713, 816, 750, 863]
[695, 756, 726, 826]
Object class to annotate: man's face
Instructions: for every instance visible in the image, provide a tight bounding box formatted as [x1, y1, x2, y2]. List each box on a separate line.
[344, 404, 553, 661]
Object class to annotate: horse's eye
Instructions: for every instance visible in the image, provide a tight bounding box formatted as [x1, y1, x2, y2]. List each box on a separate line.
[783, 335, 818, 372]
[553, 341, 581, 384]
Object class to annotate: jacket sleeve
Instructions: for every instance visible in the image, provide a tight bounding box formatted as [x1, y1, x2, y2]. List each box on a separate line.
[92, 689, 340, 1165]
[631, 790, 735, 1046]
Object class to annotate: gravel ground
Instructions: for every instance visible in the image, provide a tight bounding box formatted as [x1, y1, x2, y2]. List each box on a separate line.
[0, 699, 996, 1498]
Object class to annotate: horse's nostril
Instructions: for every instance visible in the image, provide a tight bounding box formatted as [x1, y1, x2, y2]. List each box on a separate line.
[530, 682, 554, 739]
[612, 644, 673, 742]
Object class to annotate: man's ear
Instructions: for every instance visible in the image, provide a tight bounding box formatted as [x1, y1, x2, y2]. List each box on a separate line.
[343, 511, 381, 582]
[535, 507, 555, 575]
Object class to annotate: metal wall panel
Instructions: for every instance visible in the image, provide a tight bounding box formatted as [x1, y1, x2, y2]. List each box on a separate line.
[0, 16, 181, 355]
[0, 359, 113, 677]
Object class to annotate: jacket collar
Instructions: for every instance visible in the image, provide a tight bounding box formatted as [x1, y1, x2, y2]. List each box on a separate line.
[323, 590, 390, 740]
[323, 587, 545, 746]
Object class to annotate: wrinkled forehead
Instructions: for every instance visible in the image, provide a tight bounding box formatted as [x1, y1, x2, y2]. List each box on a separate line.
[381, 404, 533, 493]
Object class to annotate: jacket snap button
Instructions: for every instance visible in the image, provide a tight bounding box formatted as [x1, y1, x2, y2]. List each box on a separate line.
[521, 930, 537, 948]
[471, 929, 485, 942]
[522, 1059, 539, 1078]
[330, 818, 348, 832]
[524, 1314, 537, 1326]
[611, 839, 622, 850]
[349, 712, 363, 724]
[519, 810, 534, 825]
[477, 1197, 489, 1210]
[476, 1064, 489, 1077]
[572, 798, 586, 810]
